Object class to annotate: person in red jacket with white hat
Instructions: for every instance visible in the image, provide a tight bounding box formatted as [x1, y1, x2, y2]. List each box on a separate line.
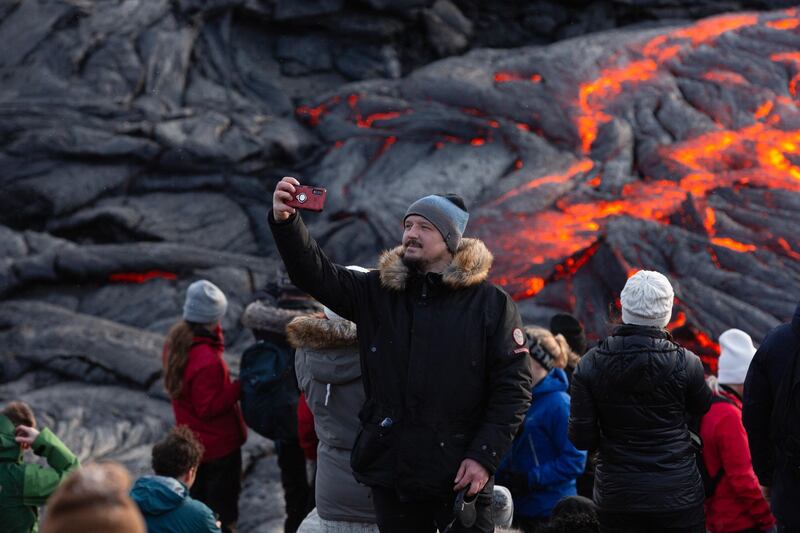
[701, 328, 776, 533]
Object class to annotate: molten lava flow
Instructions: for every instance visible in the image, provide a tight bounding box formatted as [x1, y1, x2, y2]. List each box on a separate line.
[668, 311, 687, 330]
[573, 13, 762, 154]
[109, 271, 177, 283]
[489, 160, 594, 207]
[480, 11, 800, 311]
[494, 72, 542, 83]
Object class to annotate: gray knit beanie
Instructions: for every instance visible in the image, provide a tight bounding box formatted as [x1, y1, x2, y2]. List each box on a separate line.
[404, 194, 469, 253]
[620, 270, 674, 328]
[183, 280, 228, 324]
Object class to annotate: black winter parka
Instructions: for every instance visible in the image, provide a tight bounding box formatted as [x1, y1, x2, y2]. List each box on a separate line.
[269, 213, 533, 500]
[743, 302, 800, 528]
[568, 324, 712, 513]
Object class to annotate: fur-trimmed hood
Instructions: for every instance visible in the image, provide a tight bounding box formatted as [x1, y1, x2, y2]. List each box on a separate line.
[378, 237, 493, 291]
[286, 315, 358, 350]
[240, 300, 311, 333]
[290, 316, 361, 387]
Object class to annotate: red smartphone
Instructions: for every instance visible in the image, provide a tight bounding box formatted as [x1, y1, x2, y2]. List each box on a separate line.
[286, 185, 327, 212]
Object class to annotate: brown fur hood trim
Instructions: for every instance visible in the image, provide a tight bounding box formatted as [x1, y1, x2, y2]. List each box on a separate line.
[378, 237, 493, 291]
[240, 300, 310, 333]
[567, 351, 582, 370]
[286, 315, 358, 350]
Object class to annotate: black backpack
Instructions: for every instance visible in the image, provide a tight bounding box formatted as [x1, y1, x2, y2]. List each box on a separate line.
[688, 394, 736, 498]
[239, 339, 299, 442]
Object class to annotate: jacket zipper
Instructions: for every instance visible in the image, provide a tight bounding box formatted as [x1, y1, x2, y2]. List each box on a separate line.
[528, 435, 540, 467]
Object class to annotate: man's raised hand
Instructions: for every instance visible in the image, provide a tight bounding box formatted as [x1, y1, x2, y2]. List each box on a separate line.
[273, 176, 300, 222]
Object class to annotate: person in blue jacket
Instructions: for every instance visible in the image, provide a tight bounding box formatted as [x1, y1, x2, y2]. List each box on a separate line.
[131, 426, 221, 533]
[496, 326, 587, 533]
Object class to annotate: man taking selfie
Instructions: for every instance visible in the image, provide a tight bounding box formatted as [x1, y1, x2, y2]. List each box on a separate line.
[269, 177, 532, 533]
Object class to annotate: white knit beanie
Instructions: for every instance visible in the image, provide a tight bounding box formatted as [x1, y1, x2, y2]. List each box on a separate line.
[323, 266, 368, 322]
[718, 328, 756, 384]
[183, 280, 228, 324]
[620, 270, 674, 328]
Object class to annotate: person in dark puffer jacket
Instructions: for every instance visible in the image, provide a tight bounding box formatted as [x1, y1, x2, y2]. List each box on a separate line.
[569, 270, 712, 533]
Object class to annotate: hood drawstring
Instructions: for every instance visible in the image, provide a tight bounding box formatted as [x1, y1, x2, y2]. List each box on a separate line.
[325, 383, 331, 406]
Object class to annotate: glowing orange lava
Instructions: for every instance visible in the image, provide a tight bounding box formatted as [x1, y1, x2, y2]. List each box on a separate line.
[109, 271, 177, 283]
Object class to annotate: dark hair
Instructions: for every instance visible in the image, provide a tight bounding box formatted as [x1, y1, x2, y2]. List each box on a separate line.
[151, 426, 204, 478]
[2, 401, 36, 428]
[163, 321, 209, 399]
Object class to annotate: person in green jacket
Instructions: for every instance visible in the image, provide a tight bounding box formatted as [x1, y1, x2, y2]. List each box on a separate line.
[0, 401, 80, 533]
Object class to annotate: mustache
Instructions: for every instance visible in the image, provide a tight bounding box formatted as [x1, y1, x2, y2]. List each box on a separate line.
[403, 239, 423, 249]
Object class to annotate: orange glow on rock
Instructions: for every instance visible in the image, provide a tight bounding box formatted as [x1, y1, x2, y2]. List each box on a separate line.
[490, 160, 594, 207]
[668, 311, 687, 330]
[515, 277, 546, 299]
[777, 238, 800, 260]
[109, 271, 177, 284]
[356, 111, 404, 128]
[767, 18, 800, 30]
[494, 72, 542, 83]
[673, 14, 758, 45]
[703, 207, 716, 235]
[711, 237, 757, 252]
[702, 70, 748, 85]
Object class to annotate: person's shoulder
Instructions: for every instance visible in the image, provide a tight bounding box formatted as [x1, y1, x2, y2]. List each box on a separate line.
[709, 398, 742, 427]
[185, 344, 223, 375]
[182, 495, 217, 522]
[484, 282, 516, 307]
[759, 323, 795, 354]
[575, 346, 599, 370]
[679, 346, 704, 369]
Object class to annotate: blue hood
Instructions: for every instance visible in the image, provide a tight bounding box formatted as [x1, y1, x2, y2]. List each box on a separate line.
[793, 302, 800, 337]
[130, 476, 188, 515]
[533, 368, 569, 396]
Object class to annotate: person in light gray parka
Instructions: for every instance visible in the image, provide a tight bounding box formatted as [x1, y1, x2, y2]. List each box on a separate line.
[288, 287, 379, 532]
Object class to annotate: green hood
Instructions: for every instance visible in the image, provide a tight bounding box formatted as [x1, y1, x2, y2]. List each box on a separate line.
[0, 415, 22, 462]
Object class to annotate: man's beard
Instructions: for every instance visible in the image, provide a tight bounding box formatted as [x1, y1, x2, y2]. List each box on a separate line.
[401, 253, 427, 272]
[401, 241, 427, 272]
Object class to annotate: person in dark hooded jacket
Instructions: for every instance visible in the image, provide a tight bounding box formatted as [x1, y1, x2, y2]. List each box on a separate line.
[270, 177, 533, 533]
[569, 270, 712, 533]
[743, 301, 800, 531]
[240, 273, 320, 533]
[131, 426, 220, 533]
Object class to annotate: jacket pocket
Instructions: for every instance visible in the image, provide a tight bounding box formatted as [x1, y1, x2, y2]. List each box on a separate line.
[350, 418, 396, 474]
[433, 430, 470, 492]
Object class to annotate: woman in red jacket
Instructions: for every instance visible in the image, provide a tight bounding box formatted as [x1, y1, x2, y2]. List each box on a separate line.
[163, 280, 247, 533]
[701, 328, 775, 533]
